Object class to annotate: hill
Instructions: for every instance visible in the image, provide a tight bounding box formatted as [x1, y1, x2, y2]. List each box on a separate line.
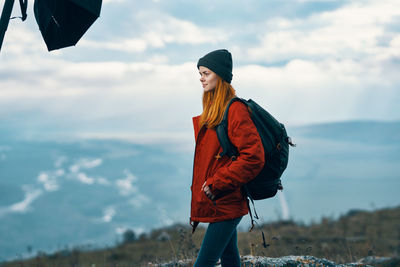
[3, 206, 400, 266]
[0, 120, 399, 261]
[290, 120, 400, 145]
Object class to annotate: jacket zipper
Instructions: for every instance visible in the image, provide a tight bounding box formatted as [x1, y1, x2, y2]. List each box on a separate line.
[190, 125, 206, 221]
[191, 126, 220, 220]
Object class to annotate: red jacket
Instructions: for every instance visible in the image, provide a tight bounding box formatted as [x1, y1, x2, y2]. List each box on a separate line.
[190, 101, 265, 225]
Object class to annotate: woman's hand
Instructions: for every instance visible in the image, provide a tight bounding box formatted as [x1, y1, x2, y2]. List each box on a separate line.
[201, 181, 216, 200]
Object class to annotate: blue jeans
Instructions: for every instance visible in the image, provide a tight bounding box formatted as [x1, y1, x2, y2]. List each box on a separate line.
[194, 217, 242, 267]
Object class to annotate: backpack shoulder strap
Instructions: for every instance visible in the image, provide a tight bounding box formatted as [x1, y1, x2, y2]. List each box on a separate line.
[221, 97, 247, 123]
[215, 97, 247, 159]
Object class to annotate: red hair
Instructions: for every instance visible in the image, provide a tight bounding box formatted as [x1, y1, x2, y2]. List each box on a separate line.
[199, 77, 236, 129]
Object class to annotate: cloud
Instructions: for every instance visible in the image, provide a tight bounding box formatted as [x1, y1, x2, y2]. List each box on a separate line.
[102, 206, 116, 223]
[0, 146, 11, 151]
[81, 39, 147, 53]
[296, 0, 336, 2]
[97, 177, 111, 185]
[234, 58, 400, 123]
[0, 58, 201, 144]
[81, 158, 103, 168]
[0, 146, 10, 160]
[1, 0, 399, 143]
[156, 205, 173, 226]
[116, 170, 138, 196]
[80, 12, 228, 52]
[138, 12, 228, 46]
[54, 156, 68, 168]
[103, 0, 125, 3]
[37, 169, 65, 191]
[36, 157, 107, 191]
[245, 0, 400, 63]
[76, 132, 194, 147]
[69, 158, 103, 173]
[113, 170, 150, 209]
[0, 20, 44, 56]
[76, 172, 95, 185]
[0, 186, 42, 216]
[66, 158, 110, 185]
[129, 194, 150, 209]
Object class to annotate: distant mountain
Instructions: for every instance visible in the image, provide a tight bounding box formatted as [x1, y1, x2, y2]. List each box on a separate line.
[0, 120, 399, 261]
[290, 120, 400, 144]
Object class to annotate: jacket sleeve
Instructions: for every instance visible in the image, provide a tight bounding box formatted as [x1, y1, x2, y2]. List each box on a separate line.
[205, 102, 265, 193]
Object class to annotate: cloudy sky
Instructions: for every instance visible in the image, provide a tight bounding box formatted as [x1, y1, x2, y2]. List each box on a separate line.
[1, 0, 399, 143]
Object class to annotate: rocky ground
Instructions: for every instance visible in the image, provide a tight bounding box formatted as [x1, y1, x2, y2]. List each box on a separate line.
[153, 255, 397, 267]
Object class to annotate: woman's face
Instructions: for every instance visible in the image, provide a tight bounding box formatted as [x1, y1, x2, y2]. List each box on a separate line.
[199, 66, 218, 92]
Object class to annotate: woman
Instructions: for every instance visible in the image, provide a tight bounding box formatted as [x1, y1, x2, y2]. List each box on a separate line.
[191, 49, 265, 267]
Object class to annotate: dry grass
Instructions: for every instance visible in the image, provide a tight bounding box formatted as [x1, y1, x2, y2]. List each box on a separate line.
[3, 206, 400, 267]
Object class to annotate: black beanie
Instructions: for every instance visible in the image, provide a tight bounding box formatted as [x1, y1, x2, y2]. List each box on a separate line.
[197, 49, 233, 84]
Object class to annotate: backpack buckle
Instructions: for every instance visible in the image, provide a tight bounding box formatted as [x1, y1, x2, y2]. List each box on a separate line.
[277, 142, 282, 151]
[287, 137, 296, 147]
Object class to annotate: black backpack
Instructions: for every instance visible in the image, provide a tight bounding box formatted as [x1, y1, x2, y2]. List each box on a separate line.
[216, 97, 295, 244]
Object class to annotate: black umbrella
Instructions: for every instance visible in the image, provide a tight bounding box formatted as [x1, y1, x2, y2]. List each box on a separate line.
[0, 0, 27, 52]
[34, 0, 102, 51]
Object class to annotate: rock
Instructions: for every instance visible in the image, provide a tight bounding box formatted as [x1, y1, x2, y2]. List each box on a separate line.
[153, 255, 374, 267]
[355, 256, 397, 266]
[240, 255, 373, 267]
[149, 258, 193, 267]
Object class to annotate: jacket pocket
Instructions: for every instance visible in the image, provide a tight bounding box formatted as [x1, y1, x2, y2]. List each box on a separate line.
[206, 156, 231, 179]
[216, 188, 243, 205]
[195, 189, 217, 218]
